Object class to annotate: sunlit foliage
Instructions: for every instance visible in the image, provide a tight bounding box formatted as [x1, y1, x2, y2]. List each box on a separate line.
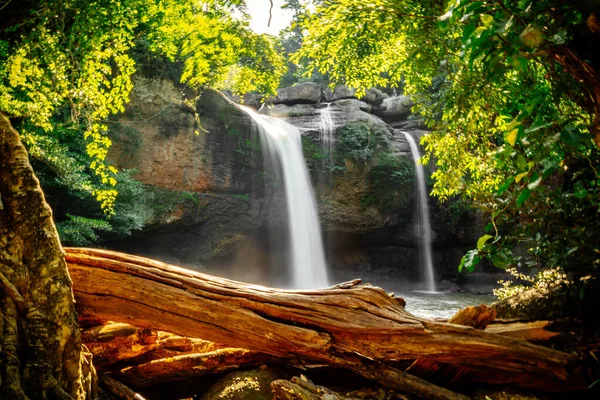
[0, 0, 285, 214]
[494, 267, 570, 300]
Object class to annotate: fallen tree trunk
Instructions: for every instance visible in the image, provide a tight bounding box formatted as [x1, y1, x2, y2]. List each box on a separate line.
[485, 320, 561, 342]
[100, 375, 146, 400]
[82, 323, 228, 369]
[115, 348, 281, 388]
[271, 376, 407, 400]
[65, 248, 583, 395]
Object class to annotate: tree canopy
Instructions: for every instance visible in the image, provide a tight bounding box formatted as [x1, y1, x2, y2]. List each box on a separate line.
[0, 0, 285, 214]
[297, 0, 600, 278]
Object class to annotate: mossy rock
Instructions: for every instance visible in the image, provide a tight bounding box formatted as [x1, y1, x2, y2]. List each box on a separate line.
[199, 366, 289, 400]
[475, 391, 544, 400]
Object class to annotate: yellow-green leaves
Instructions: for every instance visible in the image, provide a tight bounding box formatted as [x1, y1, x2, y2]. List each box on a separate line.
[477, 234, 493, 250]
[1, 0, 285, 215]
[519, 25, 544, 48]
[506, 129, 519, 146]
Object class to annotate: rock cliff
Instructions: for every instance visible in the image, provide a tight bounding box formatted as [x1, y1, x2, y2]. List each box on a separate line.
[107, 77, 482, 288]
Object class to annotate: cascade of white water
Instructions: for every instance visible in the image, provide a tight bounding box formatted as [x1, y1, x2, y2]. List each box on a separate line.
[318, 103, 336, 158]
[401, 131, 436, 292]
[243, 107, 329, 289]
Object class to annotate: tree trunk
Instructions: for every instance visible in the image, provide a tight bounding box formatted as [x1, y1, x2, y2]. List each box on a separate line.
[65, 248, 585, 395]
[0, 114, 89, 399]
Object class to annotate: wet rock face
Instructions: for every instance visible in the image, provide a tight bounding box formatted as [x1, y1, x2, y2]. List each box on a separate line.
[108, 78, 481, 284]
[109, 78, 257, 194]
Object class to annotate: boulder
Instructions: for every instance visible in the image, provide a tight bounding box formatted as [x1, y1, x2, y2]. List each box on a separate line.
[221, 90, 241, 104]
[323, 87, 334, 102]
[199, 366, 290, 400]
[373, 95, 414, 123]
[331, 98, 372, 113]
[272, 82, 323, 105]
[360, 87, 389, 106]
[242, 93, 263, 109]
[390, 119, 427, 130]
[260, 103, 316, 119]
[331, 85, 357, 101]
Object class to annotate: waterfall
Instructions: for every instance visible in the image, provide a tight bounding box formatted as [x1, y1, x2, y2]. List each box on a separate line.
[243, 107, 329, 289]
[318, 103, 336, 159]
[401, 132, 436, 292]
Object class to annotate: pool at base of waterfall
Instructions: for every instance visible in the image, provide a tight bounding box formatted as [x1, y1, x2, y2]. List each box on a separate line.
[401, 291, 496, 320]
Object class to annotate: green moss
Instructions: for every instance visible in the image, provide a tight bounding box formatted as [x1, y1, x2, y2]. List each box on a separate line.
[108, 123, 141, 154]
[301, 136, 324, 160]
[231, 193, 250, 201]
[146, 187, 200, 215]
[362, 151, 415, 213]
[234, 136, 262, 166]
[287, 109, 314, 117]
[337, 120, 389, 162]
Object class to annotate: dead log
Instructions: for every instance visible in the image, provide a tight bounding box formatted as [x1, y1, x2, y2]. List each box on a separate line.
[340, 357, 469, 400]
[271, 376, 408, 400]
[272, 376, 356, 400]
[447, 305, 497, 329]
[114, 348, 280, 387]
[100, 375, 146, 400]
[485, 321, 561, 342]
[405, 305, 498, 389]
[82, 323, 227, 369]
[65, 248, 584, 395]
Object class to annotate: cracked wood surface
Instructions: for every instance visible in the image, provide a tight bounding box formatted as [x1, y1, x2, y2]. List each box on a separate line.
[65, 248, 581, 393]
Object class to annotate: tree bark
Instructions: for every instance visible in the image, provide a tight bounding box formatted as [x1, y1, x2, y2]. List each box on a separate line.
[0, 114, 88, 399]
[100, 376, 146, 400]
[82, 323, 227, 370]
[115, 348, 280, 388]
[65, 247, 585, 395]
[447, 305, 497, 329]
[485, 320, 561, 342]
[271, 376, 409, 400]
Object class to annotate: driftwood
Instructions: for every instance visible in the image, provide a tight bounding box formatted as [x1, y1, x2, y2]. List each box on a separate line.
[65, 248, 584, 398]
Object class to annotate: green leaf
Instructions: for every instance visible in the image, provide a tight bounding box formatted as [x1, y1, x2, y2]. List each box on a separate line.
[573, 181, 589, 199]
[477, 234, 493, 250]
[516, 188, 531, 207]
[561, 127, 589, 147]
[492, 253, 511, 269]
[458, 249, 481, 273]
[517, 155, 527, 171]
[496, 177, 514, 196]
